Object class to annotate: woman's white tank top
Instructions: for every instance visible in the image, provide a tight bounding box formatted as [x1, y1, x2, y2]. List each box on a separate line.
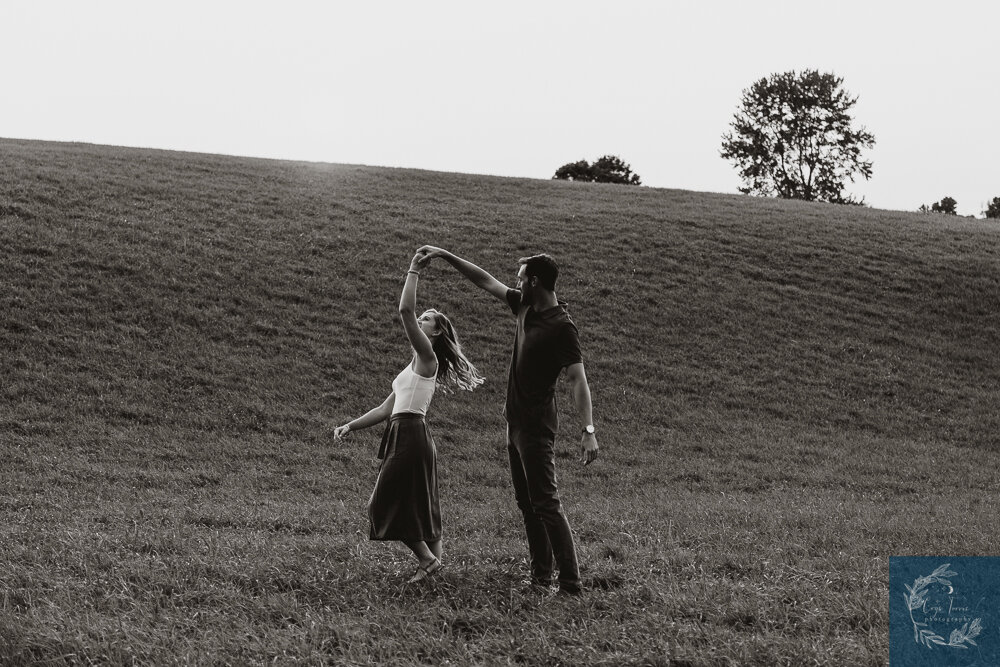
[391, 362, 436, 415]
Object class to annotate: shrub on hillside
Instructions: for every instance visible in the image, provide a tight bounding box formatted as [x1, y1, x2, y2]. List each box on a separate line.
[985, 197, 1000, 219]
[553, 160, 593, 182]
[931, 197, 958, 215]
[553, 155, 641, 185]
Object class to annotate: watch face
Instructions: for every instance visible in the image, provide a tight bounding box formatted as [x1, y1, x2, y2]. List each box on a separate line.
[584, 425, 595, 434]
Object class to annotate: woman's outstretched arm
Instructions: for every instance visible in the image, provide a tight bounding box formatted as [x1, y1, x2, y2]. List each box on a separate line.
[334, 392, 395, 440]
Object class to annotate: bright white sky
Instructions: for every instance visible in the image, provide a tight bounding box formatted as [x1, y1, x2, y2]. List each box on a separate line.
[4, 1, 997, 216]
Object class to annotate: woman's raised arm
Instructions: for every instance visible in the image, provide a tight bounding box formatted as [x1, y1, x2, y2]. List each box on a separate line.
[398, 252, 437, 374]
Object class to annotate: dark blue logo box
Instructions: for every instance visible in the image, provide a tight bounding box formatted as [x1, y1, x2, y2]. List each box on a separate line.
[890, 557, 999, 666]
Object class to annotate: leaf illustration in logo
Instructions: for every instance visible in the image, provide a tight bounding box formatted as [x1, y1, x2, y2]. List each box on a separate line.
[966, 618, 982, 645]
[908, 590, 927, 611]
[930, 563, 953, 577]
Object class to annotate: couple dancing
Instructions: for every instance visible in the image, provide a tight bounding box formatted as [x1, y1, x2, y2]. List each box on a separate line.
[334, 246, 600, 594]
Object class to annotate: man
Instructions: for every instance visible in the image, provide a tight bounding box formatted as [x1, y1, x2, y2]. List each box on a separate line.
[417, 246, 599, 595]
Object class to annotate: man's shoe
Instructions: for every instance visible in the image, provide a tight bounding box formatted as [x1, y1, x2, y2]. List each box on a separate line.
[557, 583, 583, 596]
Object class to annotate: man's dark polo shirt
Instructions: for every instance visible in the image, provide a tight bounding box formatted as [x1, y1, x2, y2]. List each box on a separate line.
[504, 289, 583, 434]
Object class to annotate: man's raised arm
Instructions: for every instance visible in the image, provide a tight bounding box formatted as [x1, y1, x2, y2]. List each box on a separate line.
[417, 246, 510, 303]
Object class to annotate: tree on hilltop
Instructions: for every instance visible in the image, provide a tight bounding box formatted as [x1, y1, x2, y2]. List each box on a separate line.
[721, 70, 875, 204]
[931, 197, 958, 215]
[553, 160, 594, 182]
[984, 197, 1000, 219]
[590, 155, 642, 185]
[553, 155, 641, 185]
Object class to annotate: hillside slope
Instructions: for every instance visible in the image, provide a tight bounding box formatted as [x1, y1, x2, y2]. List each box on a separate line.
[3, 138, 997, 448]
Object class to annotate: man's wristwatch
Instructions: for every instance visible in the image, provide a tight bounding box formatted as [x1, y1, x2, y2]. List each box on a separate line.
[582, 424, 595, 436]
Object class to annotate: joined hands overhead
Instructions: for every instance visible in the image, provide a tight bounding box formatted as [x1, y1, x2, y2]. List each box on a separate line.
[410, 249, 432, 272]
[416, 246, 447, 262]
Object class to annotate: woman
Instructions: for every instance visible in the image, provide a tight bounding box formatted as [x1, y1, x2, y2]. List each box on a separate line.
[334, 250, 484, 583]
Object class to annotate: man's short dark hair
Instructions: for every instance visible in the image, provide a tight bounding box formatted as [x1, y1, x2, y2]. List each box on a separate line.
[518, 254, 559, 291]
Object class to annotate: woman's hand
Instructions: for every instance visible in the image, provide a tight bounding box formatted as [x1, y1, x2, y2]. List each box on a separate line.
[333, 424, 351, 441]
[416, 245, 448, 261]
[409, 249, 431, 273]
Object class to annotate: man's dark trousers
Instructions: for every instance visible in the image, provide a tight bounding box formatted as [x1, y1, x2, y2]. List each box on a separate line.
[507, 424, 581, 593]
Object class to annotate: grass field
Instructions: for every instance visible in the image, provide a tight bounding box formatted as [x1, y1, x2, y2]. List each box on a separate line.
[2, 137, 999, 665]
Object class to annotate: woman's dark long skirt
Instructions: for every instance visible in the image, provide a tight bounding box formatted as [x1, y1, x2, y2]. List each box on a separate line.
[368, 413, 441, 542]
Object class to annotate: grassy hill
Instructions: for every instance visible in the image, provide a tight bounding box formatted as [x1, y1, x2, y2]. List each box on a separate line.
[2, 137, 998, 665]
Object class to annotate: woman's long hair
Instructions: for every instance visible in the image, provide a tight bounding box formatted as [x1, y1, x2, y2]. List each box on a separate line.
[427, 309, 484, 393]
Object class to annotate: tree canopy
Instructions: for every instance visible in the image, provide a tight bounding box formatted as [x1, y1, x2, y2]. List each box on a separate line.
[931, 197, 958, 215]
[721, 70, 875, 204]
[985, 197, 1000, 219]
[553, 155, 641, 185]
